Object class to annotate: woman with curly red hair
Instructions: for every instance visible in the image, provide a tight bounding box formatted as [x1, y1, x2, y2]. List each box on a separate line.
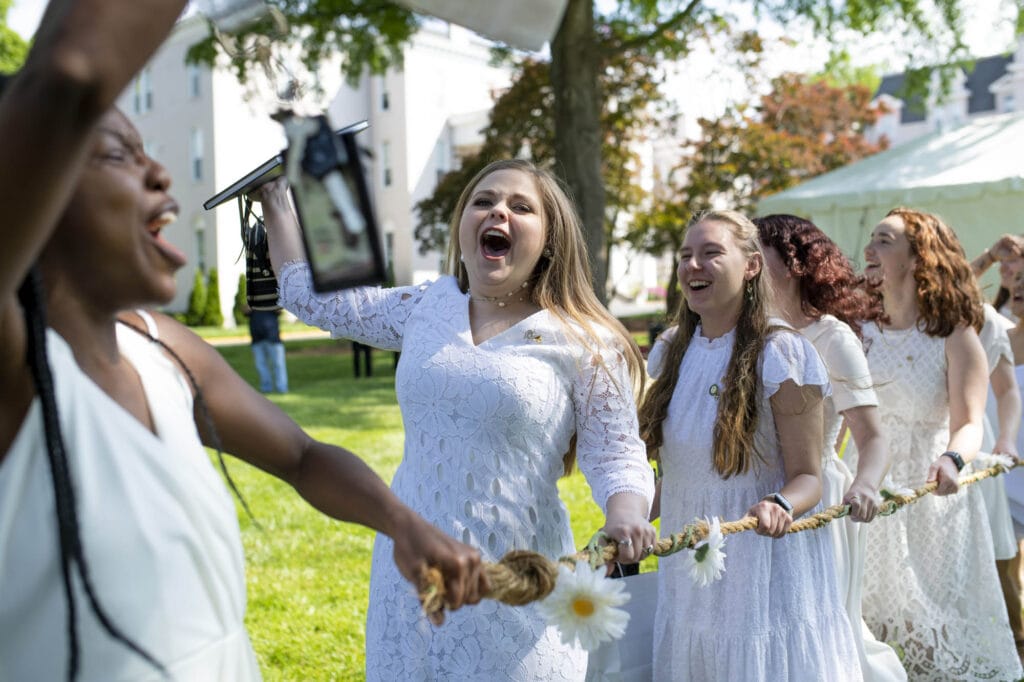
[857, 207, 1020, 679]
[756, 214, 903, 682]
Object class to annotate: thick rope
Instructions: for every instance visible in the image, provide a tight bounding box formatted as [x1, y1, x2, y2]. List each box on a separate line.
[417, 459, 1018, 619]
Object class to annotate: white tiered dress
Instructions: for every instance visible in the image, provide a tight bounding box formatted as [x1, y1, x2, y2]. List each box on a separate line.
[279, 263, 655, 681]
[0, 315, 261, 681]
[801, 316, 906, 682]
[648, 324, 861, 681]
[856, 322, 1022, 680]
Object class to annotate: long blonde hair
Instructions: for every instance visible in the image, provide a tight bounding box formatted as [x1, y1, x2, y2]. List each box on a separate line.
[638, 210, 773, 477]
[445, 159, 645, 472]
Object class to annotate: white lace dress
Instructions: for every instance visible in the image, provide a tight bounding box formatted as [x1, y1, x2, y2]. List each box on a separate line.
[801, 316, 907, 682]
[856, 322, 1022, 680]
[978, 303, 1018, 559]
[648, 325, 861, 681]
[278, 263, 655, 681]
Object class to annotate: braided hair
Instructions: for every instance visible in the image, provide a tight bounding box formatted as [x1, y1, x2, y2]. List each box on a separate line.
[17, 269, 166, 681]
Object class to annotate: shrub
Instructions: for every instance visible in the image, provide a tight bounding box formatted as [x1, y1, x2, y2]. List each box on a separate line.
[233, 273, 247, 326]
[186, 268, 207, 326]
[202, 267, 224, 327]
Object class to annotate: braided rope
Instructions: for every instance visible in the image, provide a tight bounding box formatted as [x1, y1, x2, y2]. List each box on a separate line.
[417, 459, 1018, 619]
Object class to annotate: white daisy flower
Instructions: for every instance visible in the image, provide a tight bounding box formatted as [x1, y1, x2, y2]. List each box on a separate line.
[537, 561, 631, 651]
[685, 516, 727, 587]
[975, 452, 1016, 472]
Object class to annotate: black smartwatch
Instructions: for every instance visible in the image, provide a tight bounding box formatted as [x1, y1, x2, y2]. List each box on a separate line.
[761, 492, 794, 514]
[941, 451, 966, 472]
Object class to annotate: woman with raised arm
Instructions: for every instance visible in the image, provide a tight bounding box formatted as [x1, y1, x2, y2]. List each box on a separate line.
[857, 207, 1021, 679]
[755, 214, 904, 682]
[259, 160, 656, 680]
[0, 3, 485, 680]
[639, 210, 860, 681]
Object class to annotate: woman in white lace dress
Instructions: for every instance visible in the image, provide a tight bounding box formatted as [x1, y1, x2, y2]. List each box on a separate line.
[756, 214, 905, 682]
[857, 207, 1021, 679]
[261, 160, 656, 680]
[639, 210, 860, 680]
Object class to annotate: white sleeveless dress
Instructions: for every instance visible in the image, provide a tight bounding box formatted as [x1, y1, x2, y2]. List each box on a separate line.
[648, 324, 861, 681]
[278, 263, 655, 681]
[978, 303, 1019, 559]
[856, 322, 1022, 680]
[0, 316, 260, 681]
[801, 316, 907, 682]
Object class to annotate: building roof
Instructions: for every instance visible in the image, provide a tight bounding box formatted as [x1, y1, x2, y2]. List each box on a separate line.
[875, 52, 1014, 124]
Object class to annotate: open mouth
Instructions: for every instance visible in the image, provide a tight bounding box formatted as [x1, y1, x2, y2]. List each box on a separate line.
[688, 280, 710, 291]
[146, 209, 187, 267]
[480, 228, 511, 259]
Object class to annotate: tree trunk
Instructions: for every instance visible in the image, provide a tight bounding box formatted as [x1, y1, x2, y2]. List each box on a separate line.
[551, 0, 607, 302]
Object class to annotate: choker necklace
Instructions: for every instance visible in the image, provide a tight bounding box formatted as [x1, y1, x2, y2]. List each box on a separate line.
[468, 281, 529, 308]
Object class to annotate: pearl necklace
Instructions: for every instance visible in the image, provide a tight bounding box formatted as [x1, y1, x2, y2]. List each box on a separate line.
[468, 281, 529, 308]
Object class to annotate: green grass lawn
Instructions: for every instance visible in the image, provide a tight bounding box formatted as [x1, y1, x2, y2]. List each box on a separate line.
[215, 338, 631, 680]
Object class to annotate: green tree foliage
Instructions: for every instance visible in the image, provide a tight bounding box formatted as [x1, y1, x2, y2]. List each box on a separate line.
[0, 0, 28, 74]
[414, 50, 668, 263]
[203, 267, 225, 327]
[186, 268, 207, 327]
[186, 0, 419, 85]
[233, 273, 248, 326]
[627, 73, 888, 314]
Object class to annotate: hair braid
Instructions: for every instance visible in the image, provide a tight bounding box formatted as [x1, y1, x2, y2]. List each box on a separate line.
[17, 268, 166, 681]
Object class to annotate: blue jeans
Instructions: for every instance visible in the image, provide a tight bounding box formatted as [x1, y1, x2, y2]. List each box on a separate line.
[252, 341, 288, 393]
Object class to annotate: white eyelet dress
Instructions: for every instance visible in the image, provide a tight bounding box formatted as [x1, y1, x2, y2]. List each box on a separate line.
[278, 264, 654, 681]
[648, 324, 861, 681]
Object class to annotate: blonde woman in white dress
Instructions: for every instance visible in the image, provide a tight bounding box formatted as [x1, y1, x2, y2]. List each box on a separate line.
[756, 214, 905, 682]
[261, 160, 656, 681]
[857, 207, 1021, 679]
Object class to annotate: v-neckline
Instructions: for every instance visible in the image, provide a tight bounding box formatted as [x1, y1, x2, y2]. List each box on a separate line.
[61, 330, 163, 442]
[462, 295, 549, 348]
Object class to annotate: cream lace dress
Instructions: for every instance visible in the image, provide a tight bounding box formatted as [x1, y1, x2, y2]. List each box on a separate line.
[801, 316, 907, 682]
[648, 324, 861, 681]
[855, 322, 1022, 680]
[0, 315, 260, 681]
[278, 263, 655, 681]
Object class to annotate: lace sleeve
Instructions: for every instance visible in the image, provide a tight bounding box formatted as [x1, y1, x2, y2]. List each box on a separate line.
[572, 342, 655, 514]
[278, 261, 430, 351]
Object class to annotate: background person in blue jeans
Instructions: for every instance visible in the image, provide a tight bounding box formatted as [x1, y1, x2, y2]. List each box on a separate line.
[249, 308, 289, 393]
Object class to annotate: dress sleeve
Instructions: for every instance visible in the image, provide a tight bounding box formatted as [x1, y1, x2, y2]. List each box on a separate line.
[979, 304, 1014, 371]
[572, 339, 655, 514]
[645, 325, 678, 379]
[817, 323, 878, 413]
[277, 261, 430, 351]
[762, 329, 831, 400]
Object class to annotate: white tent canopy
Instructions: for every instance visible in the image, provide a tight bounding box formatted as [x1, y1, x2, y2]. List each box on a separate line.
[757, 112, 1024, 293]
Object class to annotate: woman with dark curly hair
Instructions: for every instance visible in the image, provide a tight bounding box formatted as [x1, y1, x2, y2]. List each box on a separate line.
[857, 207, 1020, 679]
[756, 214, 903, 682]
